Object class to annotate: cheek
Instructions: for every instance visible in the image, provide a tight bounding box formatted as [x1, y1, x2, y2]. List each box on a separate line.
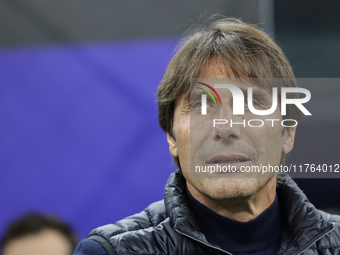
[174, 116, 190, 146]
[256, 127, 284, 163]
[176, 131, 190, 155]
[257, 111, 285, 158]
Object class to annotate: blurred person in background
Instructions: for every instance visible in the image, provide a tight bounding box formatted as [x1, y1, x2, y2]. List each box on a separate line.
[73, 18, 340, 255]
[1, 214, 78, 255]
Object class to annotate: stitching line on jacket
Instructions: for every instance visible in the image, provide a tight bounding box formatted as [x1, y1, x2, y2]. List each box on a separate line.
[145, 208, 155, 226]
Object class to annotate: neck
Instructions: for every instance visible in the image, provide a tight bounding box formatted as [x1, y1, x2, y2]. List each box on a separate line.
[186, 178, 277, 222]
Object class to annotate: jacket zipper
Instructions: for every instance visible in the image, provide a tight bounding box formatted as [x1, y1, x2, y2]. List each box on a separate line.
[290, 224, 334, 255]
[175, 229, 232, 255]
[178, 224, 334, 255]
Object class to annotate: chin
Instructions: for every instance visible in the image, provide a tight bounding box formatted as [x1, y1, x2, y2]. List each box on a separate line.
[197, 178, 270, 201]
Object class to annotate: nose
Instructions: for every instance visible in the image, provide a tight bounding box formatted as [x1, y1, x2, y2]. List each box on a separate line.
[213, 104, 243, 141]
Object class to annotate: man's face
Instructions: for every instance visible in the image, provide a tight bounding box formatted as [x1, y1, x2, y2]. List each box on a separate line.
[167, 59, 296, 201]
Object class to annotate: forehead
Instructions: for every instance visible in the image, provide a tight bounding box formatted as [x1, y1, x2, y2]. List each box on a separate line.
[198, 57, 237, 79]
[177, 58, 237, 105]
[178, 58, 272, 105]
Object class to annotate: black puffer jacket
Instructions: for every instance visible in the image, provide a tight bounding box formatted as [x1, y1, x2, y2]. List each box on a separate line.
[88, 171, 340, 254]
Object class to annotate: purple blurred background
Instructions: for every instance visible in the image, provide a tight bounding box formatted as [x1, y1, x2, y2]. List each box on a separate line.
[0, 0, 339, 239]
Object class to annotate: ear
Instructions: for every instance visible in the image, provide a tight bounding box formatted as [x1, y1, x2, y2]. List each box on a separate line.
[167, 133, 178, 157]
[282, 126, 297, 154]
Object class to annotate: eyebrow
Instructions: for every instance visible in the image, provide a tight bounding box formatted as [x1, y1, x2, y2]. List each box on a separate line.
[188, 90, 205, 102]
[186, 86, 272, 104]
[244, 88, 272, 103]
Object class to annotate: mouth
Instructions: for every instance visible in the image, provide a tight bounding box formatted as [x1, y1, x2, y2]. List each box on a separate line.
[206, 155, 249, 164]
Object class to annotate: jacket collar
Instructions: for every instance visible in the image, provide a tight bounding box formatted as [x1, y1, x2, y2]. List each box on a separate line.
[276, 175, 334, 253]
[164, 170, 334, 254]
[164, 170, 208, 242]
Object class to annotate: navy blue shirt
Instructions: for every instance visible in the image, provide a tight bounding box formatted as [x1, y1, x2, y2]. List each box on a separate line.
[186, 188, 283, 254]
[74, 192, 282, 255]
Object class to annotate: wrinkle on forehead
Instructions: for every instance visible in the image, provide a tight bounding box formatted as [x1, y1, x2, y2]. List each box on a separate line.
[182, 56, 277, 106]
[182, 56, 244, 105]
[181, 56, 236, 104]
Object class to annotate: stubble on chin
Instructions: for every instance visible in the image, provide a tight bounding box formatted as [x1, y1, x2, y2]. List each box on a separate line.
[187, 177, 274, 201]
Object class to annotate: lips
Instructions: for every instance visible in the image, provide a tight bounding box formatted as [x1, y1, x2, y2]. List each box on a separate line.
[206, 154, 250, 164]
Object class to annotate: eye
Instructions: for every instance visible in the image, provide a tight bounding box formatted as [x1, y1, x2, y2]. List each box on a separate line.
[190, 101, 202, 109]
[245, 98, 261, 108]
[244, 98, 249, 107]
